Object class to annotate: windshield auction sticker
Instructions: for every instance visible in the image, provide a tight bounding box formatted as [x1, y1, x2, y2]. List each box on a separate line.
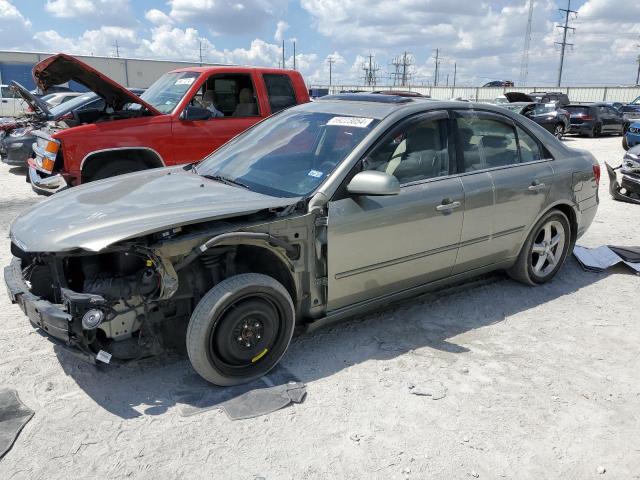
[175, 77, 195, 86]
[327, 116, 374, 128]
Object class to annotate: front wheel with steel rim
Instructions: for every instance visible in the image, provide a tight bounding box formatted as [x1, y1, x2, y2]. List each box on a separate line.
[186, 273, 295, 386]
[508, 210, 571, 286]
[554, 124, 564, 140]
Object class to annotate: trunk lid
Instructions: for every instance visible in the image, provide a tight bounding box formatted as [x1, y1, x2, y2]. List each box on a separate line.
[33, 53, 161, 115]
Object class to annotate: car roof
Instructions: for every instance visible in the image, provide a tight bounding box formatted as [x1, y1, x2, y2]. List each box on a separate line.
[168, 65, 300, 75]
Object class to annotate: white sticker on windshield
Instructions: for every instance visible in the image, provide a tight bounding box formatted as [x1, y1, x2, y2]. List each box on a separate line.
[175, 77, 195, 86]
[308, 170, 323, 178]
[327, 116, 374, 128]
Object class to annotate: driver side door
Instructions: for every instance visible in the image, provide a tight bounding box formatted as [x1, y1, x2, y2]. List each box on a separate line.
[326, 111, 465, 311]
[171, 72, 264, 164]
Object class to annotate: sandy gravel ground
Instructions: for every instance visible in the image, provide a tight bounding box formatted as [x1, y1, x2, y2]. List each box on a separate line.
[1, 136, 639, 480]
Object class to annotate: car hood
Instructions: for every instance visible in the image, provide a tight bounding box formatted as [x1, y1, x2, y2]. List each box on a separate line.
[33, 54, 161, 115]
[504, 92, 533, 103]
[9, 81, 51, 120]
[10, 167, 301, 253]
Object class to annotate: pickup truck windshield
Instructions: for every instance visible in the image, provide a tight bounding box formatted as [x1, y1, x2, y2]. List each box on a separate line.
[196, 110, 379, 198]
[140, 71, 200, 114]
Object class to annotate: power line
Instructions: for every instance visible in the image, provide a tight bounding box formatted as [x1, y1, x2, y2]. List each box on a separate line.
[519, 0, 534, 87]
[555, 0, 577, 87]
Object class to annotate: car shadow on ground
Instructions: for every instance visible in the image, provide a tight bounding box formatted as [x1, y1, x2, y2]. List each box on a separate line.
[54, 258, 615, 419]
[7, 166, 26, 175]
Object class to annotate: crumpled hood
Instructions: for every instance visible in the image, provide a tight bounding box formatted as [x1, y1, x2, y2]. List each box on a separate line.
[10, 167, 300, 253]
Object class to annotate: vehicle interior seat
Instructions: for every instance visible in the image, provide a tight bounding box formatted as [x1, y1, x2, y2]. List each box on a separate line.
[232, 88, 258, 117]
[385, 125, 445, 183]
[459, 128, 484, 171]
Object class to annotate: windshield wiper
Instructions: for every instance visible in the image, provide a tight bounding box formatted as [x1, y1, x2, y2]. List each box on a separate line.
[201, 174, 251, 190]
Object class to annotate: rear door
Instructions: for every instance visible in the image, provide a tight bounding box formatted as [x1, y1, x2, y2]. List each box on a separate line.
[451, 110, 554, 273]
[327, 111, 465, 310]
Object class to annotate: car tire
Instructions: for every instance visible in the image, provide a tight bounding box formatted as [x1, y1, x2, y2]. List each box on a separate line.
[589, 124, 601, 138]
[623, 136, 629, 151]
[90, 159, 146, 182]
[186, 273, 295, 386]
[508, 210, 571, 286]
[554, 123, 564, 140]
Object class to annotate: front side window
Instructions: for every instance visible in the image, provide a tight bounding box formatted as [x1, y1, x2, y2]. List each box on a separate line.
[363, 116, 450, 184]
[457, 115, 519, 172]
[196, 110, 379, 197]
[1, 86, 18, 98]
[188, 74, 259, 118]
[263, 74, 297, 114]
[140, 71, 200, 114]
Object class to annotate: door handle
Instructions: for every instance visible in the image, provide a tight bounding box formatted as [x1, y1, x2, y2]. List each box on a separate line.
[436, 200, 462, 212]
[1, 100, 7, 103]
[528, 182, 546, 192]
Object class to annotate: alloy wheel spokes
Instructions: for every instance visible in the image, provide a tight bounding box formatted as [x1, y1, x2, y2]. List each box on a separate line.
[531, 220, 566, 277]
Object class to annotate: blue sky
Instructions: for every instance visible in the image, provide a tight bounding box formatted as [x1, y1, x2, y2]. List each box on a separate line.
[2, 1, 639, 86]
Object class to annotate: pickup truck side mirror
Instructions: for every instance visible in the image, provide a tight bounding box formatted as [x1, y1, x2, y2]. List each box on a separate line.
[180, 106, 212, 121]
[347, 171, 400, 196]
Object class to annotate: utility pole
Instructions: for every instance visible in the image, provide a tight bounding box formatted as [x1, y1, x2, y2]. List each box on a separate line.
[519, 0, 534, 86]
[293, 40, 296, 70]
[327, 56, 335, 87]
[636, 54, 640, 85]
[555, 0, 577, 87]
[114, 40, 120, 58]
[199, 41, 203, 63]
[453, 62, 457, 88]
[434, 49, 440, 87]
[281, 40, 286, 69]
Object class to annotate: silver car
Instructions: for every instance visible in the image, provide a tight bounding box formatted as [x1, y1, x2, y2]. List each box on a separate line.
[5, 94, 600, 386]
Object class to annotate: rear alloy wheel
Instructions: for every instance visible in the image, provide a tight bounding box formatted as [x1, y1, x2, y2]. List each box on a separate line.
[508, 210, 571, 286]
[554, 124, 564, 140]
[186, 273, 295, 386]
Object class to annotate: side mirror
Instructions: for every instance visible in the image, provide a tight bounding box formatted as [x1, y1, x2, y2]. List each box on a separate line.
[347, 171, 400, 196]
[180, 106, 212, 121]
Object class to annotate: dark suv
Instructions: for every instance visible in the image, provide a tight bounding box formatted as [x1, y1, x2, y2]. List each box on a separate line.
[528, 92, 570, 107]
[565, 103, 625, 137]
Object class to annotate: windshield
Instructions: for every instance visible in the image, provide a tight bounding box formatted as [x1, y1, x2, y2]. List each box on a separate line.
[139, 71, 200, 113]
[196, 110, 380, 198]
[502, 104, 524, 112]
[631, 96, 640, 105]
[50, 93, 97, 116]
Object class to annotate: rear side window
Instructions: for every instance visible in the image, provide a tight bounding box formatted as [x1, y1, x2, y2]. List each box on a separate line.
[263, 74, 297, 113]
[516, 126, 542, 163]
[1, 86, 17, 98]
[456, 116, 519, 172]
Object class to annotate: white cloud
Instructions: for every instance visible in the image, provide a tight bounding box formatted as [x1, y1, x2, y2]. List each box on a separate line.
[274, 20, 288, 42]
[44, 0, 134, 25]
[144, 9, 174, 26]
[0, 0, 32, 48]
[34, 26, 138, 57]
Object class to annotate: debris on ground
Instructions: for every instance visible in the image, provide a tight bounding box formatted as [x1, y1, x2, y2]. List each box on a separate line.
[407, 381, 447, 400]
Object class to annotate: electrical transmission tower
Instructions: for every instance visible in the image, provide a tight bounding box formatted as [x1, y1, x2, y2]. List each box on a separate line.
[390, 52, 414, 87]
[362, 54, 380, 87]
[519, 0, 534, 86]
[556, 0, 577, 87]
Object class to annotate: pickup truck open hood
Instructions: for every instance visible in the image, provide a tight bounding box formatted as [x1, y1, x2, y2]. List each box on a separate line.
[504, 92, 533, 103]
[9, 81, 51, 120]
[10, 167, 300, 253]
[33, 53, 161, 115]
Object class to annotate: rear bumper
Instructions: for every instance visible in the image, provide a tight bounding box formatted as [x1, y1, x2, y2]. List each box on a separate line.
[569, 122, 595, 134]
[27, 160, 67, 195]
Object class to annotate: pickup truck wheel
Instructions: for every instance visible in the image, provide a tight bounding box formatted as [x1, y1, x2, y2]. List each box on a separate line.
[186, 273, 295, 386]
[90, 159, 146, 182]
[508, 210, 571, 286]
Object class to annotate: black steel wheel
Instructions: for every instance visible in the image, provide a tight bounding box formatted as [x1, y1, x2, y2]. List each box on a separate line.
[186, 273, 295, 386]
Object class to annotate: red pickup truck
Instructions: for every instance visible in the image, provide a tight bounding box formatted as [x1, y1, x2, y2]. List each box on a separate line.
[27, 54, 310, 194]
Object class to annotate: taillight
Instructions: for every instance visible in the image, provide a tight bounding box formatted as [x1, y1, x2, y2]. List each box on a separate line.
[593, 164, 601, 185]
[583, 115, 594, 121]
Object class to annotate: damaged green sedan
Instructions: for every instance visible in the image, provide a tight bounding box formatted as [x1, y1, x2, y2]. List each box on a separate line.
[5, 94, 600, 385]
